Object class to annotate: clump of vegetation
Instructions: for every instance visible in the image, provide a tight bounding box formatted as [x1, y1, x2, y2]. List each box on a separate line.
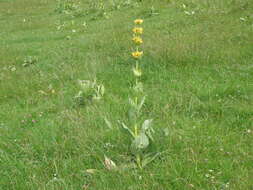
[74, 79, 105, 105]
[22, 56, 38, 67]
[122, 19, 158, 169]
[104, 19, 159, 170]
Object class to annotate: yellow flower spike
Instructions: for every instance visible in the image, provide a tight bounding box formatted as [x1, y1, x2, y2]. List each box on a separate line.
[132, 36, 143, 45]
[134, 19, 143, 24]
[132, 51, 143, 59]
[132, 27, 143, 34]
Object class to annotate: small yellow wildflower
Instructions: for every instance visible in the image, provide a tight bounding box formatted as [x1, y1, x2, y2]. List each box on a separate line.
[132, 27, 143, 34]
[132, 51, 143, 59]
[132, 36, 143, 45]
[134, 19, 143, 24]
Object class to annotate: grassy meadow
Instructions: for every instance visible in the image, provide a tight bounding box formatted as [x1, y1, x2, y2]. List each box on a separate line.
[0, 0, 252, 189]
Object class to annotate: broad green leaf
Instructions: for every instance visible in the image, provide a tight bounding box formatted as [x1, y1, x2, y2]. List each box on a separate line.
[146, 130, 154, 142]
[132, 67, 142, 77]
[141, 119, 154, 141]
[131, 133, 149, 153]
[120, 121, 135, 138]
[133, 82, 143, 93]
[141, 119, 153, 132]
[128, 108, 137, 122]
[129, 98, 137, 109]
[137, 96, 146, 112]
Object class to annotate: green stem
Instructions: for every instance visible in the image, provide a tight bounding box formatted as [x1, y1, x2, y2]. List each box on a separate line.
[136, 60, 139, 69]
[136, 154, 142, 169]
[135, 60, 139, 84]
[134, 123, 138, 136]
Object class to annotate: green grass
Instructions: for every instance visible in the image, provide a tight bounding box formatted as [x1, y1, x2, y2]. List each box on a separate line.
[0, 0, 252, 189]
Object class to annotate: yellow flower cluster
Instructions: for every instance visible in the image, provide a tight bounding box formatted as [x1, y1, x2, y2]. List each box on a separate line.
[132, 19, 143, 59]
[134, 19, 143, 24]
[132, 36, 143, 45]
[132, 27, 143, 34]
[132, 51, 143, 59]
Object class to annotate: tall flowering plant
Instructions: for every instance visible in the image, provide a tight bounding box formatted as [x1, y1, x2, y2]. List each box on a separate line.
[118, 19, 157, 169]
[103, 19, 158, 170]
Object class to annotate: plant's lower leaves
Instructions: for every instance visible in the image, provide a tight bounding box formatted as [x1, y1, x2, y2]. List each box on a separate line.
[142, 152, 160, 168]
[141, 119, 154, 141]
[141, 119, 153, 132]
[131, 133, 149, 154]
[137, 96, 146, 112]
[128, 108, 137, 122]
[119, 121, 135, 138]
